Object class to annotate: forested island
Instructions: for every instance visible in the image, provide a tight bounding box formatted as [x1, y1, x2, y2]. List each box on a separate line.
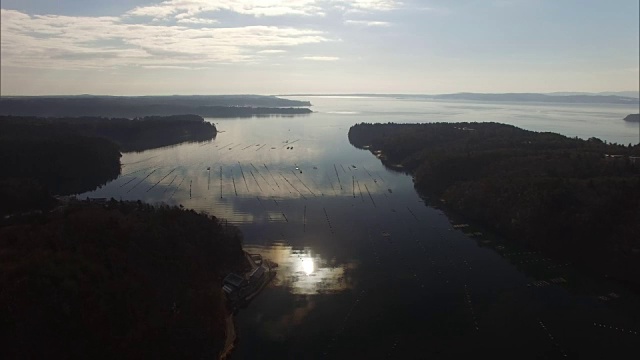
[0, 199, 248, 359]
[0, 115, 216, 214]
[349, 122, 640, 286]
[0, 95, 312, 118]
[624, 114, 639, 122]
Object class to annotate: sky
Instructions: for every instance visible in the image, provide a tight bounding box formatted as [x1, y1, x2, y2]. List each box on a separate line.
[1, 0, 638, 95]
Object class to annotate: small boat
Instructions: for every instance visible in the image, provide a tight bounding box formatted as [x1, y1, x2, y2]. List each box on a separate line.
[207, 167, 211, 171]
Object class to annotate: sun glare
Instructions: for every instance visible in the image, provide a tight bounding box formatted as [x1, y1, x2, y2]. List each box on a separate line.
[302, 257, 314, 275]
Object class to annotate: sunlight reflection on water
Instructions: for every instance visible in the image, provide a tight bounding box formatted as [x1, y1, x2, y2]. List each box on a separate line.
[244, 244, 354, 295]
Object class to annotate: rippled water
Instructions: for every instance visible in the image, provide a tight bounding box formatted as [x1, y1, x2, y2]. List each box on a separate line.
[81, 97, 639, 358]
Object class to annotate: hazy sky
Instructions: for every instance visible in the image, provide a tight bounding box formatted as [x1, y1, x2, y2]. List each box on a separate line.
[1, 0, 638, 95]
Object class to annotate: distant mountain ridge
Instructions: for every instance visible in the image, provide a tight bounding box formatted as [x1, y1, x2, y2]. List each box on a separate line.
[282, 92, 640, 105]
[429, 92, 639, 104]
[547, 91, 639, 98]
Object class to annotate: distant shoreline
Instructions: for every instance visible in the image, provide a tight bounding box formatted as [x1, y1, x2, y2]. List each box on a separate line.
[281, 92, 639, 105]
[0, 95, 312, 118]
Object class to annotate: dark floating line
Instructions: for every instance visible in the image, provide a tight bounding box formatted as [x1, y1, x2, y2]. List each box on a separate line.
[256, 144, 267, 151]
[263, 164, 281, 188]
[291, 170, 316, 197]
[249, 169, 264, 192]
[407, 207, 420, 221]
[281, 138, 300, 148]
[308, 176, 324, 196]
[163, 174, 179, 193]
[119, 176, 137, 188]
[231, 169, 238, 196]
[121, 155, 159, 167]
[327, 172, 337, 195]
[147, 167, 177, 192]
[250, 163, 272, 189]
[362, 165, 379, 185]
[538, 318, 567, 357]
[241, 144, 254, 150]
[121, 165, 154, 177]
[364, 184, 376, 207]
[238, 162, 250, 193]
[280, 173, 306, 199]
[169, 176, 185, 200]
[334, 164, 343, 190]
[324, 289, 368, 357]
[127, 169, 157, 193]
[323, 207, 334, 234]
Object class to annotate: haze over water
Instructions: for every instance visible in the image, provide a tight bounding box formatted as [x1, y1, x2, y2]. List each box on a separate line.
[81, 97, 639, 358]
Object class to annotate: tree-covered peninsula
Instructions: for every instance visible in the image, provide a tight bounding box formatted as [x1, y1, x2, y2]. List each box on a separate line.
[0, 95, 312, 118]
[0, 115, 216, 214]
[0, 199, 248, 359]
[349, 122, 640, 286]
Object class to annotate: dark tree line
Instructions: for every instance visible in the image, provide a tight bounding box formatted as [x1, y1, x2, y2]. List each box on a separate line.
[196, 106, 311, 118]
[0, 200, 248, 359]
[0, 95, 311, 117]
[349, 122, 640, 286]
[1, 114, 217, 152]
[0, 115, 217, 213]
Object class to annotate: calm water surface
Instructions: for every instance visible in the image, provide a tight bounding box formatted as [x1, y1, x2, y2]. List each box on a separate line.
[82, 97, 639, 358]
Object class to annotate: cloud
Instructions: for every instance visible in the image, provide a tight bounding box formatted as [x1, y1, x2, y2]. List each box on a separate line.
[176, 17, 218, 24]
[126, 0, 323, 19]
[258, 49, 287, 54]
[345, 20, 390, 27]
[125, 0, 399, 21]
[301, 56, 339, 61]
[345, 0, 398, 11]
[0, 9, 331, 69]
[0, 1, 400, 71]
